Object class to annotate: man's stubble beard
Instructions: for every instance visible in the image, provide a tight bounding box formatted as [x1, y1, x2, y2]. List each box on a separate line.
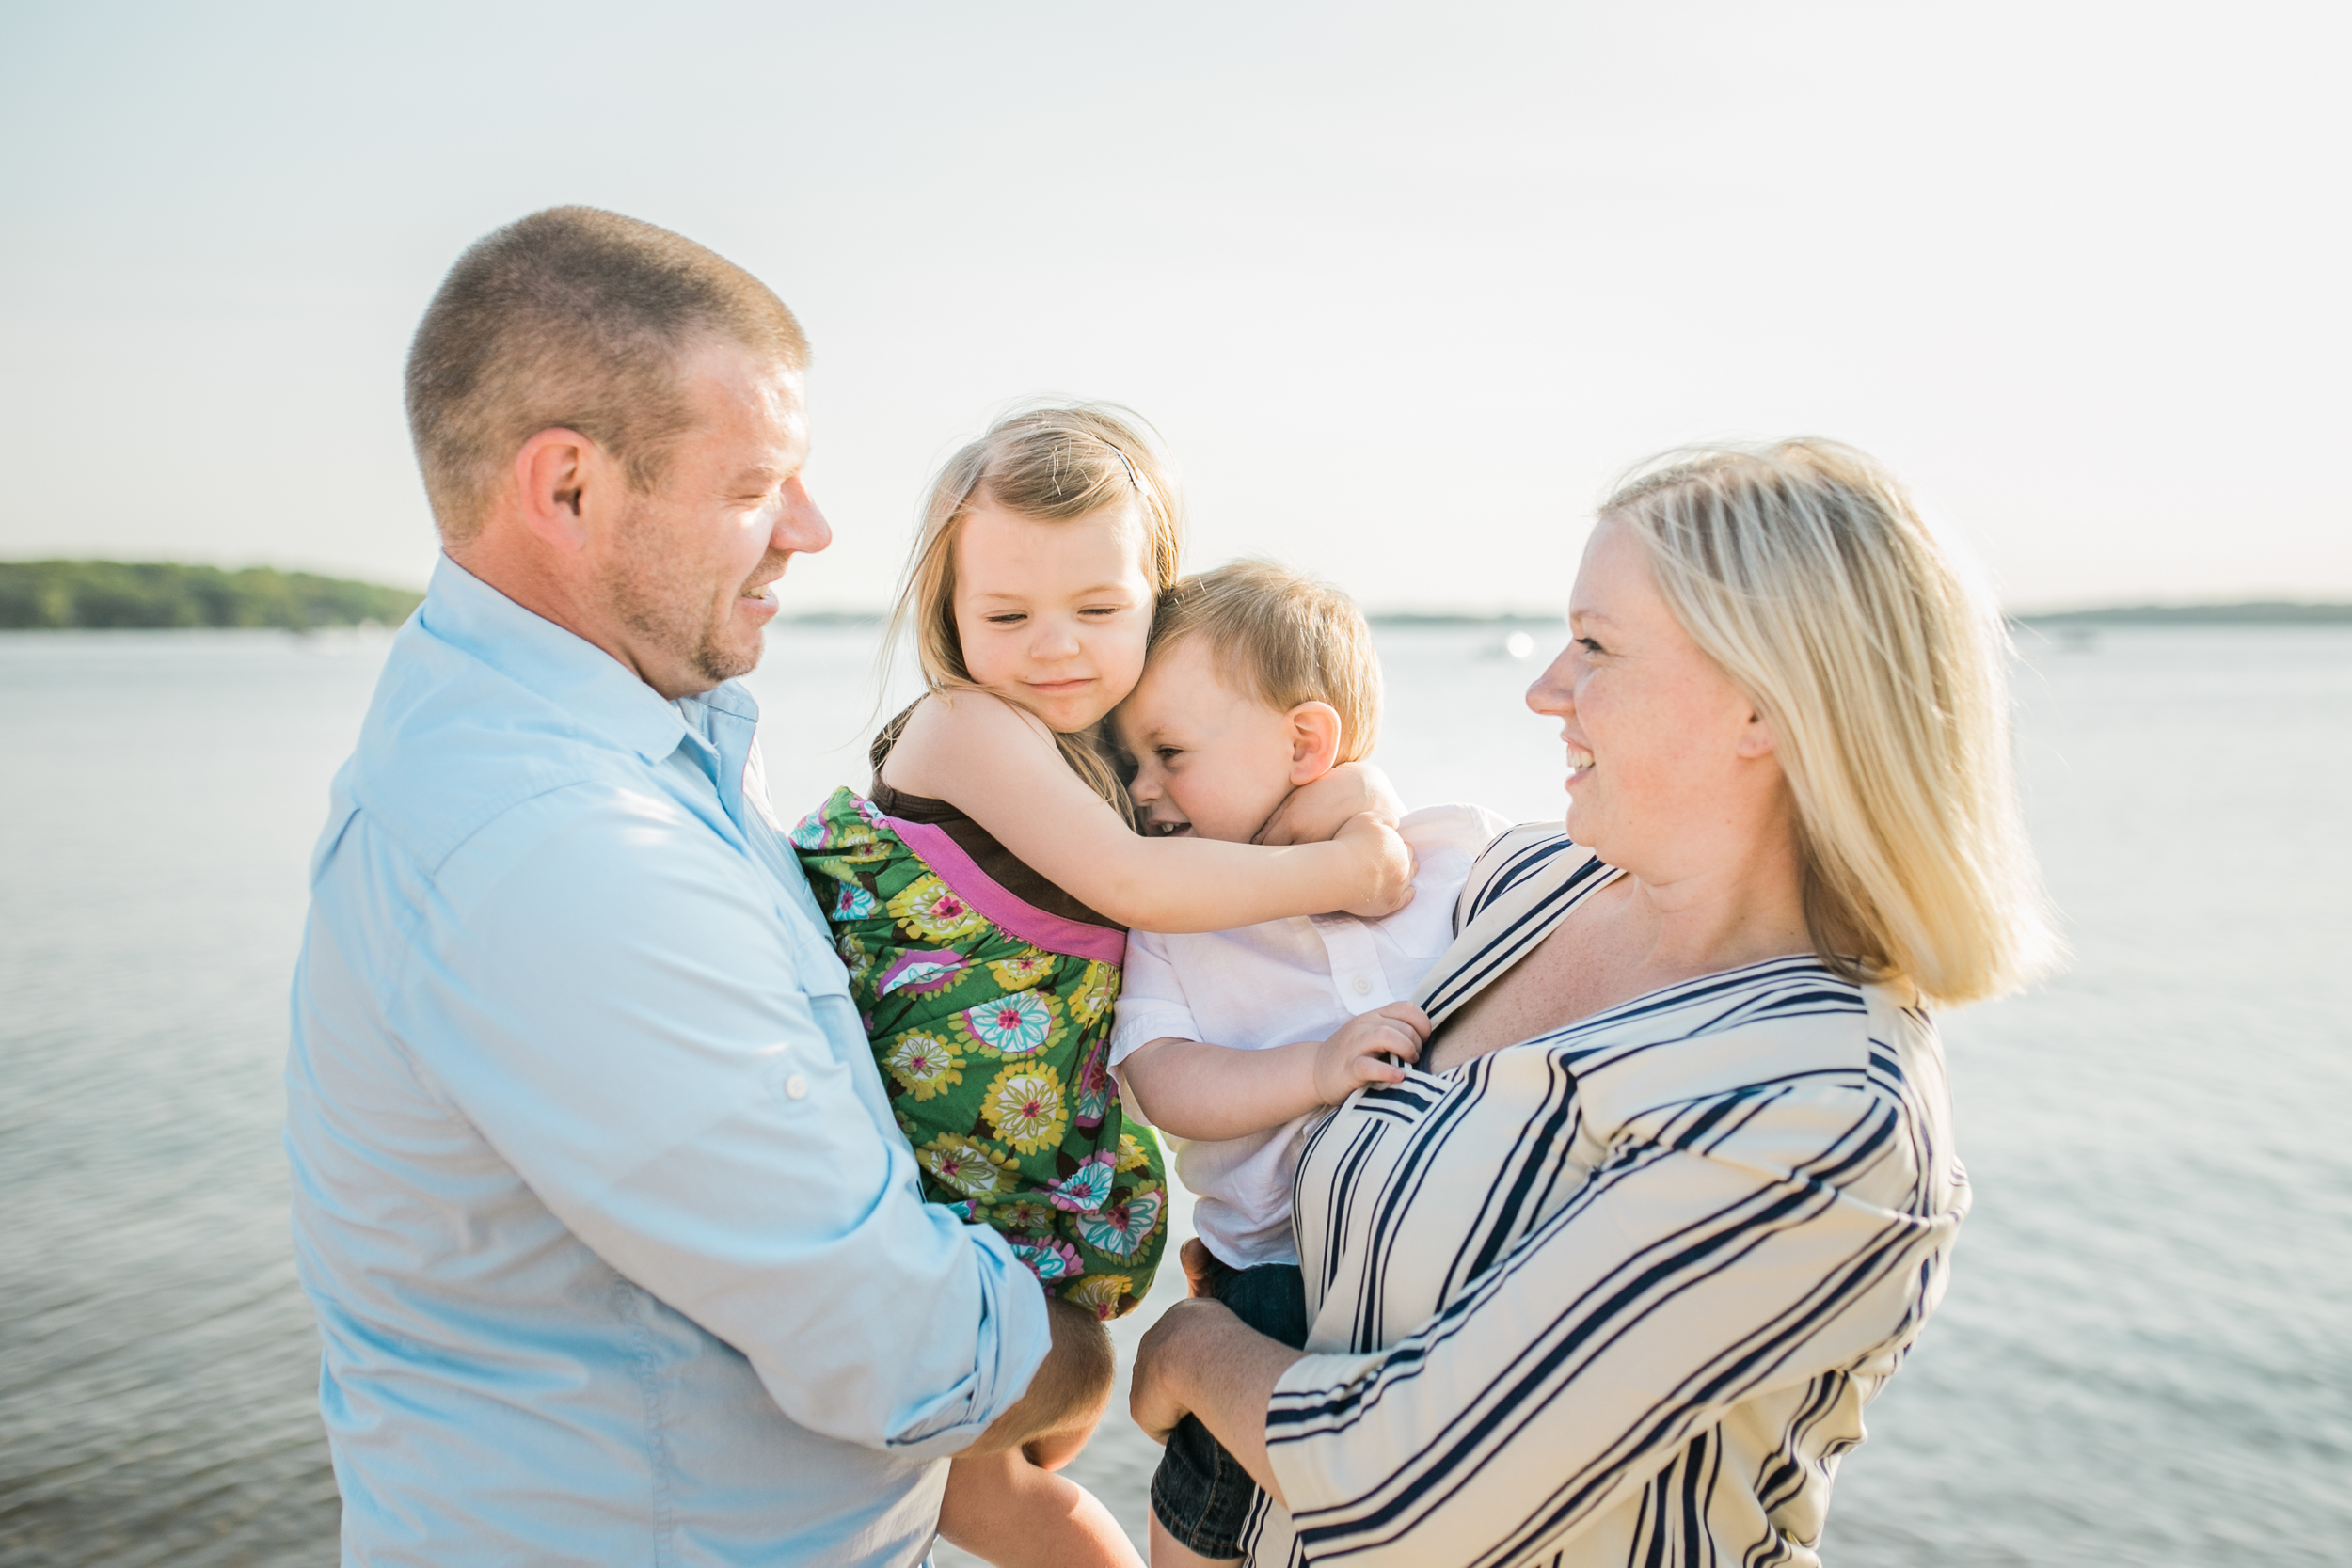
[599, 499, 776, 689]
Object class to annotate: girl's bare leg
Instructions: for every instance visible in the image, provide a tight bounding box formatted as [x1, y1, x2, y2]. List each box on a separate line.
[939, 1447, 1142, 1568]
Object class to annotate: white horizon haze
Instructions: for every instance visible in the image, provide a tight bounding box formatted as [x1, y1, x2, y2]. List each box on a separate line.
[3, 2, 2346, 615]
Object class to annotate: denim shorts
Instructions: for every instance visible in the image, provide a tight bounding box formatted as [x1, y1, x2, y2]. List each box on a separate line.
[1150, 1259, 1309, 1560]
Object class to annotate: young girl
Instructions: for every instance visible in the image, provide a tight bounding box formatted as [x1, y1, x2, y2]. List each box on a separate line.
[791, 405, 1412, 1568]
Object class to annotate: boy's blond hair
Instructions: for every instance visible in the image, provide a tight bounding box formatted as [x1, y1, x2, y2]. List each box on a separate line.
[1148, 561, 1383, 764]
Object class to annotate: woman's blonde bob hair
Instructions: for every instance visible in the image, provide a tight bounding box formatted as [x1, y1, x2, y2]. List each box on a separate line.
[1602, 438, 2058, 1006]
[876, 404, 1184, 818]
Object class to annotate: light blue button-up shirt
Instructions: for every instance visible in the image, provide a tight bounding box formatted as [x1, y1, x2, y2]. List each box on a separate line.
[285, 555, 1049, 1566]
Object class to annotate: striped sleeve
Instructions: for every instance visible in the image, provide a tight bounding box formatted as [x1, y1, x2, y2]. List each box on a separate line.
[1262, 1070, 1957, 1566]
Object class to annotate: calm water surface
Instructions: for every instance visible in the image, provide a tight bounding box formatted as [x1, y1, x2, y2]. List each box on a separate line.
[2, 623, 2346, 1566]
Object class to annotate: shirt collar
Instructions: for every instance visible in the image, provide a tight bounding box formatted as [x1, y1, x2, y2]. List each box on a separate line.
[419, 552, 725, 767]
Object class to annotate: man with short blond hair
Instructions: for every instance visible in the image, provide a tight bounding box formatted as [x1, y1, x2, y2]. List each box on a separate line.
[287, 207, 1108, 1566]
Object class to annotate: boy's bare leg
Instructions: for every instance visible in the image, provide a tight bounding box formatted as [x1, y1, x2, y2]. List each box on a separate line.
[1148, 1511, 1241, 1568]
[939, 1447, 1142, 1568]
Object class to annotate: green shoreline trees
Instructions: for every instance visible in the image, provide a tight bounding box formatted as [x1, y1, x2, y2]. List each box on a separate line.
[0, 561, 423, 630]
[6, 559, 2348, 633]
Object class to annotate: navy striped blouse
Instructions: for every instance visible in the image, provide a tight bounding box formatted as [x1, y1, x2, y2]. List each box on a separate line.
[1243, 826, 1968, 1567]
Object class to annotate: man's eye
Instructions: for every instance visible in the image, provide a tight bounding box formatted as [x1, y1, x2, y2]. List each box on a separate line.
[1577, 636, 1604, 655]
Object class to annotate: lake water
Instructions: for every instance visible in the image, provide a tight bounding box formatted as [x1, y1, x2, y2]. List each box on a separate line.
[2, 621, 2346, 1567]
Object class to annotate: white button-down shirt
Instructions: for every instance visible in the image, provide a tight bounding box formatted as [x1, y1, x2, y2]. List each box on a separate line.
[285, 555, 1049, 1567]
[1107, 805, 1509, 1268]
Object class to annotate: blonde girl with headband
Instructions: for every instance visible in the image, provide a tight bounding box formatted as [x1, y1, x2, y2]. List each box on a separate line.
[791, 405, 1413, 1568]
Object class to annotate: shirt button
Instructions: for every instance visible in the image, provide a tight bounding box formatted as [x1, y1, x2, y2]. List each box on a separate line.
[1352, 976, 1373, 995]
[784, 1074, 809, 1101]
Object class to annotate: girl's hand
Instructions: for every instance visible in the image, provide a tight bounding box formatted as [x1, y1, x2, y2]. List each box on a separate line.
[1335, 812, 1416, 918]
[1313, 1003, 1432, 1103]
[1253, 762, 1406, 846]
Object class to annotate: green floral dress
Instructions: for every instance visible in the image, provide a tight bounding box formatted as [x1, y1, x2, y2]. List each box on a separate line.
[790, 786, 1167, 1318]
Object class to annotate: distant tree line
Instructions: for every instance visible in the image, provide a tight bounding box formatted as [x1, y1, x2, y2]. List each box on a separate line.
[0, 561, 423, 630]
[2014, 600, 2352, 626]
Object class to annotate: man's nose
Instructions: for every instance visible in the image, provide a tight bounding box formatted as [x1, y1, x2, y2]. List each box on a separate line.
[774, 479, 831, 555]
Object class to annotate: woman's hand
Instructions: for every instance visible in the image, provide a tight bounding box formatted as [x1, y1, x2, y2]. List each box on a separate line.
[1179, 1237, 1223, 1298]
[1129, 1297, 1304, 1503]
[1253, 762, 1406, 847]
[1313, 1003, 1431, 1104]
[1128, 1297, 1234, 1445]
[1335, 813, 1417, 919]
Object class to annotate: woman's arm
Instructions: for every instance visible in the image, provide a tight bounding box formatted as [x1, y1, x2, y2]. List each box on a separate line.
[882, 692, 1414, 932]
[1117, 1005, 1432, 1140]
[1147, 1086, 1960, 1564]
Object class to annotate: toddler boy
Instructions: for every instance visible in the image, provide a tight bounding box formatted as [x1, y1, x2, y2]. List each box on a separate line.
[1109, 561, 1508, 1567]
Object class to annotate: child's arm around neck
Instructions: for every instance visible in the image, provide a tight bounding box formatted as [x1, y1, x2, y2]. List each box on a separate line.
[881, 689, 1413, 932]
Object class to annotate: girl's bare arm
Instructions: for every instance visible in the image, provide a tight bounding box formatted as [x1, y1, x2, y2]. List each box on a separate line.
[881, 693, 1413, 933]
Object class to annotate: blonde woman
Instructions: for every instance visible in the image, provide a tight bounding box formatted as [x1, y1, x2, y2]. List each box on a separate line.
[1131, 440, 2057, 1567]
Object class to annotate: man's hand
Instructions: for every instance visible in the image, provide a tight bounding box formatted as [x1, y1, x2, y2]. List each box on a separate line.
[1253, 762, 1406, 847]
[1334, 812, 1416, 919]
[964, 1297, 1115, 1462]
[1313, 1003, 1431, 1105]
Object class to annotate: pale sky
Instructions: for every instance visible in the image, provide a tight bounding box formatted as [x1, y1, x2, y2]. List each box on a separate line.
[3, 1, 2345, 612]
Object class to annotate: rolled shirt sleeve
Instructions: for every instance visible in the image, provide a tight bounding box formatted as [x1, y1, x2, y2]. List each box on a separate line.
[392, 785, 1048, 1455]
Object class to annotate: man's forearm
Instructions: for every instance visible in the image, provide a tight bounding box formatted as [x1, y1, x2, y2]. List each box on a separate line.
[963, 1298, 1116, 1456]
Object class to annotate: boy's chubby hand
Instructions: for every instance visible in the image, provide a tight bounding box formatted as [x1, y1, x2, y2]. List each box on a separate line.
[1335, 812, 1416, 919]
[1254, 761, 1406, 846]
[1313, 1003, 1433, 1104]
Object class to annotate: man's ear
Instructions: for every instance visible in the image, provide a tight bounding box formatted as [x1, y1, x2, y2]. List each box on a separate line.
[512, 429, 596, 552]
[1286, 702, 1344, 785]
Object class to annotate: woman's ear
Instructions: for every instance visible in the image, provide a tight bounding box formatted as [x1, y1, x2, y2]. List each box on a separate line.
[1735, 706, 1779, 760]
[1287, 702, 1344, 785]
